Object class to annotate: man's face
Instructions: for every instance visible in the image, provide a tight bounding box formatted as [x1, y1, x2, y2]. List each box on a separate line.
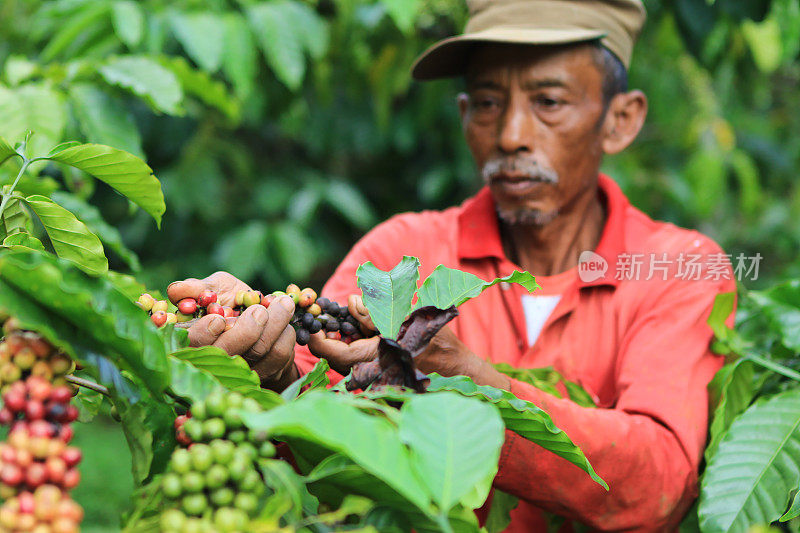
[459, 43, 608, 226]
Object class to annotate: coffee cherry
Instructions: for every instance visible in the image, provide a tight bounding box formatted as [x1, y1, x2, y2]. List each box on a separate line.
[151, 311, 168, 327]
[260, 294, 276, 308]
[197, 291, 217, 307]
[326, 331, 342, 341]
[181, 493, 207, 516]
[285, 284, 301, 296]
[242, 291, 262, 308]
[203, 419, 226, 440]
[136, 293, 155, 312]
[341, 321, 357, 336]
[171, 449, 192, 474]
[296, 329, 310, 346]
[189, 444, 213, 472]
[307, 303, 322, 316]
[177, 299, 198, 315]
[209, 487, 234, 507]
[181, 471, 204, 493]
[176, 312, 194, 323]
[308, 320, 322, 334]
[165, 313, 178, 325]
[206, 303, 224, 316]
[298, 288, 317, 308]
[61, 448, 82, 469]
[325, 319, 340, 332]
[160, 509, 186, 530]
[221, 306, 236, 318]
[152, 300, 169, 314]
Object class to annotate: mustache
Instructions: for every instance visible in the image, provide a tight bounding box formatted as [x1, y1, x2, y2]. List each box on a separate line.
[481, 157, 559, 184]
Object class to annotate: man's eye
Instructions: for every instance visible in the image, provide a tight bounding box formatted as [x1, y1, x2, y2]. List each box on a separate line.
[473, 98, 498, 110]
[537, 96, 562, 108]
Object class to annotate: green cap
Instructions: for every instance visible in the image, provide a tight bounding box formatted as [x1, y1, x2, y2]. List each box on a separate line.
[411, 0, 646, 80]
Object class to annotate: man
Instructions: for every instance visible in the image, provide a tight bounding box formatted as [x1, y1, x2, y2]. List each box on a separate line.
[169, 0, 736, 530]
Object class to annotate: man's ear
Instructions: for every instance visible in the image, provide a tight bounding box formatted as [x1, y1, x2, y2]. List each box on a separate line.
[601, 90, 647, 155]
[457, 92, 469, 122]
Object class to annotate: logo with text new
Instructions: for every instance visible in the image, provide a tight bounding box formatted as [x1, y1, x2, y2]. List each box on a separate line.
[578, 251, 608, 283]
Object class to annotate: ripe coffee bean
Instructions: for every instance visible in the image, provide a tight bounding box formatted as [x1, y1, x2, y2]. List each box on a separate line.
[301, 313, 315, 329]
[298, 288, 317, 308]
[151, 311, 168, 327]
[206, 303, 224, 316]
[177, 299, 197, 315]
[308, 320, 322, 334]
[341, 321, 357, 336]
[260, 294, 276, 308]
[315, 297, 330, 309]
[295, 329, 310, 346]
[197, 291, 217, 307]
[62, 448, 82, 469]
[325, 319, 340, 332]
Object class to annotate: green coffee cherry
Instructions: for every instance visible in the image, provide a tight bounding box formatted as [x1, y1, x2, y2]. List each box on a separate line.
[181, 493, 208, 516]
[183, 419, 204, 442]
[171, 449, 192, 474]
[190, 444, 214, 472]
[205, 393, 227, 418]
[209, 487, 235, 507]
[234, 492, 258, 514]
[162, 473, 183, 499]
[203, 418, 226, 440]
[160, 509, 186, 531]
[205, 464, 229, 489]
[210, 439, 235, 464]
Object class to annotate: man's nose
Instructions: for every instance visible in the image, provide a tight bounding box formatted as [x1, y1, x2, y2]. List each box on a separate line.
[497, 99, 535, 155]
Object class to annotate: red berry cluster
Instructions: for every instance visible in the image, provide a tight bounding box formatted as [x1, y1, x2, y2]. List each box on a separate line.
[0, 327, 83, 532]
[0, 328, 74, 391]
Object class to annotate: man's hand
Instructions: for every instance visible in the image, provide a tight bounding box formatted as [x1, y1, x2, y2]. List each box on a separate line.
[167, 272, 299, 390]
[307, 294, 510, 389]
[307, 295, 380, 375]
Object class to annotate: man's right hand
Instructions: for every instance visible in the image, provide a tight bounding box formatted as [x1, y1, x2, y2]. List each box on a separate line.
[167, 272, 299, 390]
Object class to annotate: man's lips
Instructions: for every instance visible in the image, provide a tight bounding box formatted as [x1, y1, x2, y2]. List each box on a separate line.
[489, 173, 552, 195]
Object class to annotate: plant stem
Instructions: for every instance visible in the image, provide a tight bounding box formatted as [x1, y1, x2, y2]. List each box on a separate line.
[744, 354, 800, 382]
[0, 158, 30, 222]
[66, 375, 110, 396]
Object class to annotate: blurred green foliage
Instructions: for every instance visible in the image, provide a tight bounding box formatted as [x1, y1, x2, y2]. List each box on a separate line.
[0, 0, 797, 293]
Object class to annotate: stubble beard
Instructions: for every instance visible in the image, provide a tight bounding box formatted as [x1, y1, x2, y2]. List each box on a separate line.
[480, 156, 560, 227]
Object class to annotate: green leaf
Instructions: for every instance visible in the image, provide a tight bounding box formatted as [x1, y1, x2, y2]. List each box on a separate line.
[2, 232, 45, 252]
[111, 0, 144, 47]
[116, 391, 177, 484]
[68, 83, 143, 157]
[22, 194, 108, 274]
[283, 1, 330, 60]
[213, 221, 270, 282]
[272, 223, 316, 280]
[170, 346, 283, 409]
[281, 359, 331, 401]
[222, 13, 258, 98]
[357, 256, 420, 339]
[120, 476, 164, 531]
[74, 385, 104, 423]
[427, 374, 607, 490]
[415, 266, 539, 310]
[705, 360, 763, 463]
[382, 0, 421, 33]
[323, 180, 377, 230]
[707, 292, 736, 341]
[749, 281, 800, 352]
[248, 2, 306, 90]
[258, 459, 318, 523]
[399, 393, 504, 511]
[170, 12, 225, 72]
[493, 363, 597, 407]
[699, 388, 800, 532]
[45, 142, 166, 227]
[0, 84, 66, 159]
[782, 490, 800, 521]
[50, 191, 141, 271]
[241, 391, 432, 511]
[157, 56, 240, 122]
[168, 355, 225, 404]
[98, 56, 183, 115]
[0, 196, 31, 240]
[0, 250, 170, 396]
[0, 137, 17, 165]
[39, 2, 111, 62]
[485, 490, 519, 533]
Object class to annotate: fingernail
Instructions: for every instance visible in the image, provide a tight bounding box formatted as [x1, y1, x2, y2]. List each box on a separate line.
[280, 296, 294, 311]
[252, 306, 268, 326]
[167, 281, 178, 290]
[207, 316, 225, 336]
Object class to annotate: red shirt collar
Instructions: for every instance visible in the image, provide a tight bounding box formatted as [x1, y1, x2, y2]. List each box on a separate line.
[457, 174, 628, 287]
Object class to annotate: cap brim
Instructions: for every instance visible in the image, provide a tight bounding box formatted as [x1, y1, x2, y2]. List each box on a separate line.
[411, 27, 607, 81]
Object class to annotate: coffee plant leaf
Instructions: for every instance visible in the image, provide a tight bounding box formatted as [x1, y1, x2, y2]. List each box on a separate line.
[306, 455, 478, 532]
[0, 196, 30, 240]
[117, 386, 177, 484]
[415, 265, 539, 310]
[171, 346, 283, 409]
[282, 359, 331, 401]
[708, 292, 737, 341]
[357, 256, 420, 339]
[98, 56, 183, 115]
[0, 250, 170, 395]
[749, 280, 800, 352]
[399, 392, 504, 512]
[157, 55, 240, 122]
[169, 12, 224, 73]
[68, 83, 143, 157]
[242, 390, 431, 511]
[0, 84, 66, 159]
[22, 194, 107, 274]
[248, 2, 306, 90]
[51, 191, 141, 271]
[258, 459, 318, 523]
[45, 142, 166, 228]
[493, 363, 597, 408]
[221, 13, 258, 98]
[167, 355, 225, 404]
[0, 136, 17, 164]
[427, 373, 608, 490]
[121, 476, 164, 532]
[111, 0, 144, 48]
[484, 490, 519, 533]
[699, 387, 800, 532]
[2, 232, 45, 252]
[705, 359, 764, 463]
[74, 384, 104, 423]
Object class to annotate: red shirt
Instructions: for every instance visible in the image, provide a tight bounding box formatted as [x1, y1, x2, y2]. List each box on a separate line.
[295, 175, 735, 531]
